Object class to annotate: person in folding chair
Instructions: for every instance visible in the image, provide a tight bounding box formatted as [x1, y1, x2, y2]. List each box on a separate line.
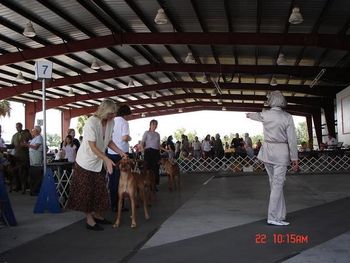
[246, 90, 299, 226]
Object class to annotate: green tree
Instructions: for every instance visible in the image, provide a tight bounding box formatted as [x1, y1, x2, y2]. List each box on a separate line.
[77, 115, 88, 136]
[47, 133, 62, 148]
[296, 121, 308, 145]
[173, 128, 186, 141]
[0, 100, 11, 118]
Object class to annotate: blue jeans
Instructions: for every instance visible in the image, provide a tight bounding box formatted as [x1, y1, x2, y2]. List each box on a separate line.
[107, 154, 122, 210]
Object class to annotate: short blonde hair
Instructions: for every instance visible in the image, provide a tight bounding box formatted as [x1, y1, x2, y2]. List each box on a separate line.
[267, 90, 287, 108]
[94, 99, 117, 119]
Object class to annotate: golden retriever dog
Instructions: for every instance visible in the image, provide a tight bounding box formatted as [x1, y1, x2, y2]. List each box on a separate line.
[113, 158, 149, 228]
[161, 158, 180, 191]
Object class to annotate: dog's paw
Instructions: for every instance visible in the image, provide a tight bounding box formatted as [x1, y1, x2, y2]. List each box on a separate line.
[131, 223, 137, 228]
[113, 222, 120, 228]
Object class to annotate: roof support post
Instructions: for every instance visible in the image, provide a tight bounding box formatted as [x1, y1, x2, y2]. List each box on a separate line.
[24, 102, 36, 130]
[306, 114, 314, 148]
[322, 98, 336, 138]
[61, 109, 72, 140]
[311, 108, 322, 148]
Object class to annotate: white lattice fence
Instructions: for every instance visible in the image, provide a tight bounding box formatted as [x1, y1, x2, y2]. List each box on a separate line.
[52, 167, 73, 208]
[177, 153, 350, 174]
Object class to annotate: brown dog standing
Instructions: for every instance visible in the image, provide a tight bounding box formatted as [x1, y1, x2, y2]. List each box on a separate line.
[161, 158, 180, 191]
[113, 158, 150, 228]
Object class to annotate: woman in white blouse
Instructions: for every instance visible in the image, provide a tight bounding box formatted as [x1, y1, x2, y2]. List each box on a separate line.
[67, 99, 128, 231]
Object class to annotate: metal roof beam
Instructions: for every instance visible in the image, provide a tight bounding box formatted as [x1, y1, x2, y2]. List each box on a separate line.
[2, 33, 350, 66]
[1, 63, 348, 99]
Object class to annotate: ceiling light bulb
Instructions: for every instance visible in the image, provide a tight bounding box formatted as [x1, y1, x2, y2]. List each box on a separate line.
[222, 106, 226, 111]
[154, 8, 168, 25]
[211, 89, 217, 96]
[178, 108, 183, 113]
[141, 113, 146, 117]
[91, 59, 100, 70]
[68, 88, 74, 95]
[289, 7, 304, 25]
[23, 21, 36, 37]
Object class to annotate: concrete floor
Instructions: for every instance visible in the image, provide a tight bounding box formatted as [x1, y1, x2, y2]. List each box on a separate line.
[1, 172, 350, 263]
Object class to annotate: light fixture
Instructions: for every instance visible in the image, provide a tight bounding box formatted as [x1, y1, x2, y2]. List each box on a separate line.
[151, 91, 157, 99]
[211, 89, 217, 96]
[270, 76, 278, 86]
[289, 7, 303, 25]
[185, 52, 195, 63]
[141, 113, 146, 117]
[167, 101, 174, 107]
[222, 106, 227, 111]
[68, 87, 74, 95]
[23, 21, 36, 37]
[154, 8, 168, 25]
[128, 80, 135, 87]
[91, 59, 100, 70]
[178, 108, 183, 113]
[200, 73, 208, 84]
[16, 71, 26, 82]
[276, 53, 287, 65]
[217, 100, 223, 105]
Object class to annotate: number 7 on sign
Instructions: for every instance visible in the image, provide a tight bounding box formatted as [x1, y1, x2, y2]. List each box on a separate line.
[35, 61, 53, 80]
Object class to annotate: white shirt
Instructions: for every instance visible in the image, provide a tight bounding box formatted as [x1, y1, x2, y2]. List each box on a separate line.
[107, 116, 130, 154]
[63, 144, 77, 162]
[247, 107, 298, 165]
[76, 116, 114, 172]
[29, 135, 43, 166]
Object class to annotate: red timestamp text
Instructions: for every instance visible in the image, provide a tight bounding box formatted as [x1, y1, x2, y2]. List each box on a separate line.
[255, 233, 309, 244]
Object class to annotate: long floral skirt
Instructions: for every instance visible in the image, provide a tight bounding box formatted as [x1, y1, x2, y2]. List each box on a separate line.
[67, 163, 110, 213]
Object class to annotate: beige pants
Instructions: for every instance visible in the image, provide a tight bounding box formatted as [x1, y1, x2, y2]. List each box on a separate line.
[264, 163, 287, 221]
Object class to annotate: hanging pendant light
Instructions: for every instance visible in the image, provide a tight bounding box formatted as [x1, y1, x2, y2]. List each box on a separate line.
[270, 76, 278, 86]
[200, 73, 208, 84]
[68, 88, 74, 95]
[91, 59, 100, 70]
[128, 80, 135, 87]
[23, 21, 36, 37]
[151, 91, 157, 99]
[289, 7, 304, 25]
[154, 8, 168, 25]
[276, 53, 287, 65]
[16, 71, 26, 82]
[185, 52, 195, 63]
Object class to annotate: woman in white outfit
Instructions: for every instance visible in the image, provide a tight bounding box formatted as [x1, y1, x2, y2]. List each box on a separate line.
[246, 90, 299, 226]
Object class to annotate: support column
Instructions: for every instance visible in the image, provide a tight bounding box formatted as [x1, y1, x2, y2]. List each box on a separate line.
[61, 109, 71, 139]
[312, 108, 322, 148]
[24, 102, 37, 129]
[306, 114, 313, 143]
[322, 98, 336, 137]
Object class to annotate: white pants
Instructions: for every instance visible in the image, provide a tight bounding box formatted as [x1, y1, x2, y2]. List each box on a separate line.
[264, 163, 287, 221]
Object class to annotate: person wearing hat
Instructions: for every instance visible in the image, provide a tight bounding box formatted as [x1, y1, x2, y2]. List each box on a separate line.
[246, 90, 299, 226]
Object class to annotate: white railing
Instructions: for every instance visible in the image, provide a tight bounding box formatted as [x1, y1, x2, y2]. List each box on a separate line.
[177, 152, 350, 174]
